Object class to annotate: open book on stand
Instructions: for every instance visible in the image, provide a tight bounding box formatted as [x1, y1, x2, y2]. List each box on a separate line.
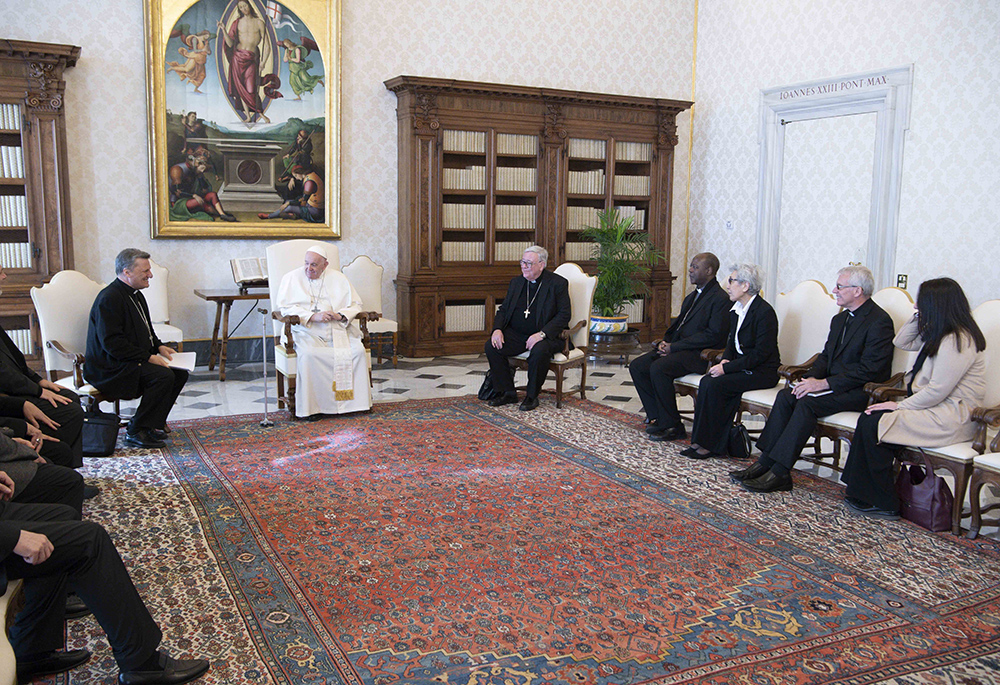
[231, 258, 269, 291]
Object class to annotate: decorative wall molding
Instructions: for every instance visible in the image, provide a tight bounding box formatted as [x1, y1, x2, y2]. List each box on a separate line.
[755, 65, 913, 295]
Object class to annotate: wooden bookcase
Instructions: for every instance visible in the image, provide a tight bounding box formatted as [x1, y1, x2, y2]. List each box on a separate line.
[385, 76, 692, 358]
[0, 40, 79, 370]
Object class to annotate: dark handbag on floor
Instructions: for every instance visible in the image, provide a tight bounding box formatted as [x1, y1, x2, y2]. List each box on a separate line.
[895, 449, 953, 532]
[478, 371, 500, 402]
[81, 409, 121, 458]
[727, 422, 752, 460]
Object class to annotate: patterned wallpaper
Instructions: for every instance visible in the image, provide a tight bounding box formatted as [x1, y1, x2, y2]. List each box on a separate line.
[0, 0, 694, 340]
[776, 112, 875, 294]
[691, 0, 999, 306]
[5, 0, 995, 342]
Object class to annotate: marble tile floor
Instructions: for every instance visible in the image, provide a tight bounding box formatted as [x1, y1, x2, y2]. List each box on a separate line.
[113, 353, 994, 538]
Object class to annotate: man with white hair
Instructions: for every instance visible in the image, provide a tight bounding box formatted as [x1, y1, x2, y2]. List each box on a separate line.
[276, 245, 371, 419]
[731, 265, 895, 493]
[484, 246, 571, 411]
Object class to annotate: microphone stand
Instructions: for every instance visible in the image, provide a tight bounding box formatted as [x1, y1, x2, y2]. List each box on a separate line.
[259, 307, 274, 427]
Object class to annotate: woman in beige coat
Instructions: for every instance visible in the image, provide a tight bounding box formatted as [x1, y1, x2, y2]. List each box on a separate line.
[841, 278, 987, 518]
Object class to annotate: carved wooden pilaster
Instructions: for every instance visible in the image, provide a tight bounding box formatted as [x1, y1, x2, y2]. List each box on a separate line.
[413, 92, 440, 135]
[24, 62, 64, 112]
[656, 108, 679, 149]
[542, 102, 567, 143]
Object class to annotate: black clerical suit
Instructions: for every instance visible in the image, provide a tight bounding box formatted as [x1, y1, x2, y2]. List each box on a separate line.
[691, 296, 780, 455]
[84, 279, 187, 434]
[485, 269, 571, 399]
[629, 278, 730, 430]
[756, 298, 895, 472]
[0, 503, 162, 671]
[0, 325, 83, 467]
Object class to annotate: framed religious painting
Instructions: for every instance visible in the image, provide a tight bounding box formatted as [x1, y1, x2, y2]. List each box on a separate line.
[144, 0, 340, 238]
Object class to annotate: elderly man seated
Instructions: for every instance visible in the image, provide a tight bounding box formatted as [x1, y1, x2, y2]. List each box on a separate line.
[276, 245, 372, 420]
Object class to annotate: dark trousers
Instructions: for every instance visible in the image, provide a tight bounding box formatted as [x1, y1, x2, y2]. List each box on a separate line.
[484, 331, 563, 398]
[691, 369, 778, 455]
[2, 502, 162, 671]
[23, 387, 84, 468]
[13, 462, 85, 514]
[841, 410, 899, 511]
[130, 363, 188, 433]
[628, 348, 705, 429]
[757, 387, 869, 472]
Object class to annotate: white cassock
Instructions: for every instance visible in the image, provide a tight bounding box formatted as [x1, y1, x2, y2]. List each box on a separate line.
[277, 267, 372, 417]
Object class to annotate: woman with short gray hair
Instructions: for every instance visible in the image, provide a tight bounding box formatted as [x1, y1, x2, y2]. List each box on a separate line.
[683, 263, 781, 459]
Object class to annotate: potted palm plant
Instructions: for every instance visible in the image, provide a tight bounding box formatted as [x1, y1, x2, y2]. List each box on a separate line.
[580, 208, 665, 333]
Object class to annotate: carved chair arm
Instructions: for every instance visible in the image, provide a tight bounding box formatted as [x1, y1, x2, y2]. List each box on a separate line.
[45, 341, 86, 387]
[864, 373, 907, 403]
[271, 312, 300, 351]
[700, 348, 724, 365]
[971, 403, 1000, 454]
[778, 353, 820, 385]
[560, 320, 585, 354]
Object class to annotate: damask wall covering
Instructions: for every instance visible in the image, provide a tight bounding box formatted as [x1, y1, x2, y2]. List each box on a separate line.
[0, 0, 694, 341]
[692, 0, 999, 306]
[2, 0, 996, 343]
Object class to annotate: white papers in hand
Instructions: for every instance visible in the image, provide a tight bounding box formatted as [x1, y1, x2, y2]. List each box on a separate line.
[161, 351, 196, 372]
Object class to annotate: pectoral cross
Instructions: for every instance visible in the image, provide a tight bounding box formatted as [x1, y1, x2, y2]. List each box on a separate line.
[524, 306, 531, 317]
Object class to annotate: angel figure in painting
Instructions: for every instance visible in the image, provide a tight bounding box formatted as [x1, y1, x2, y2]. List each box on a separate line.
[281, 37, 324, 100]
[165, 30, 214, 93]
[217, 0, 281, 124]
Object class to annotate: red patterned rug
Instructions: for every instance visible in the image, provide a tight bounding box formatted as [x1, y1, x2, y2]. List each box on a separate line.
[48, 397, 1000, 684]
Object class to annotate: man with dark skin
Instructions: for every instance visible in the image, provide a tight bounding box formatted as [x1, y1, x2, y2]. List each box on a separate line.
[629, 252, 731, 441]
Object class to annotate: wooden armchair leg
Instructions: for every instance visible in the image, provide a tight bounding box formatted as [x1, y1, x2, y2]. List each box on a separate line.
[579, 363, 588, 401]
[952, 465, 973, 536]
[276, 371, 286, 409]
[391, 332, 398, 368]
[288, 380, 296, 419]
[554, 366, 564, 408]
[967, 470, 986, 540]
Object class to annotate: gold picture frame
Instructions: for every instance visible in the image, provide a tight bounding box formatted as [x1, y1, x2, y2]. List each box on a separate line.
[144, 0, 340, 238]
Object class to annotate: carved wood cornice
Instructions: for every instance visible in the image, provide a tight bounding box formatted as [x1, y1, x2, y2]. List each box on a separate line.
[0, 39, 80, 112]
[384, 75, 692, 116]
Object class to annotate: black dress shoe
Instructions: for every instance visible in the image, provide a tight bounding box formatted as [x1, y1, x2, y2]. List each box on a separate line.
[65, 593, 92, 620]
[17, 648, 91, 681]
[679, 447, 700, 457]
[649, 426, 686, 442]
[518, 396, 539, 411]
[742, 470, 793, 493]
[149, 428, 170, 442]
[118, 651, 210, 685]
[124, 429, 166, 449]
[729, 461, 769, 482]
[488, 391, 518, 407]
[83, 484, 101, 500]
[843, 497, 900, 520]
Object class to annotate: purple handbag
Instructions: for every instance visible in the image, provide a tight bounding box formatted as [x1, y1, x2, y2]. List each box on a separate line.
[895, 449, 954, 532]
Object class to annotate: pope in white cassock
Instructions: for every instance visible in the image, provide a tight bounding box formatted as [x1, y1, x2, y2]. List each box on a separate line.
[276, 245, 372, 418]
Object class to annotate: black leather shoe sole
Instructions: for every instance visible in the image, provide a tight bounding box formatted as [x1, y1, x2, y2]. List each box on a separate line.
[729, 462, 768, 482]
[17, 649, 91, 681]
[118, 656, 210, 685]
[649, 427, 686, 442]
[124, 433, 166, 449]
[844, 497, 900, 520]
[742, 473, 793, 493]
[65, 594, 92, 620]
[488, 392, 518, 407]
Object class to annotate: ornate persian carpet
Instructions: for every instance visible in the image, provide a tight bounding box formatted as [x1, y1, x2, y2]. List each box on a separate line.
[49, 397, 1000, 684]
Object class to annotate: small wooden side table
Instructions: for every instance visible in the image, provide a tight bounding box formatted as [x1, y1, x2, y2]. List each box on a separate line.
[194, 289, 269, 381]
[588, 328, 644, 365]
